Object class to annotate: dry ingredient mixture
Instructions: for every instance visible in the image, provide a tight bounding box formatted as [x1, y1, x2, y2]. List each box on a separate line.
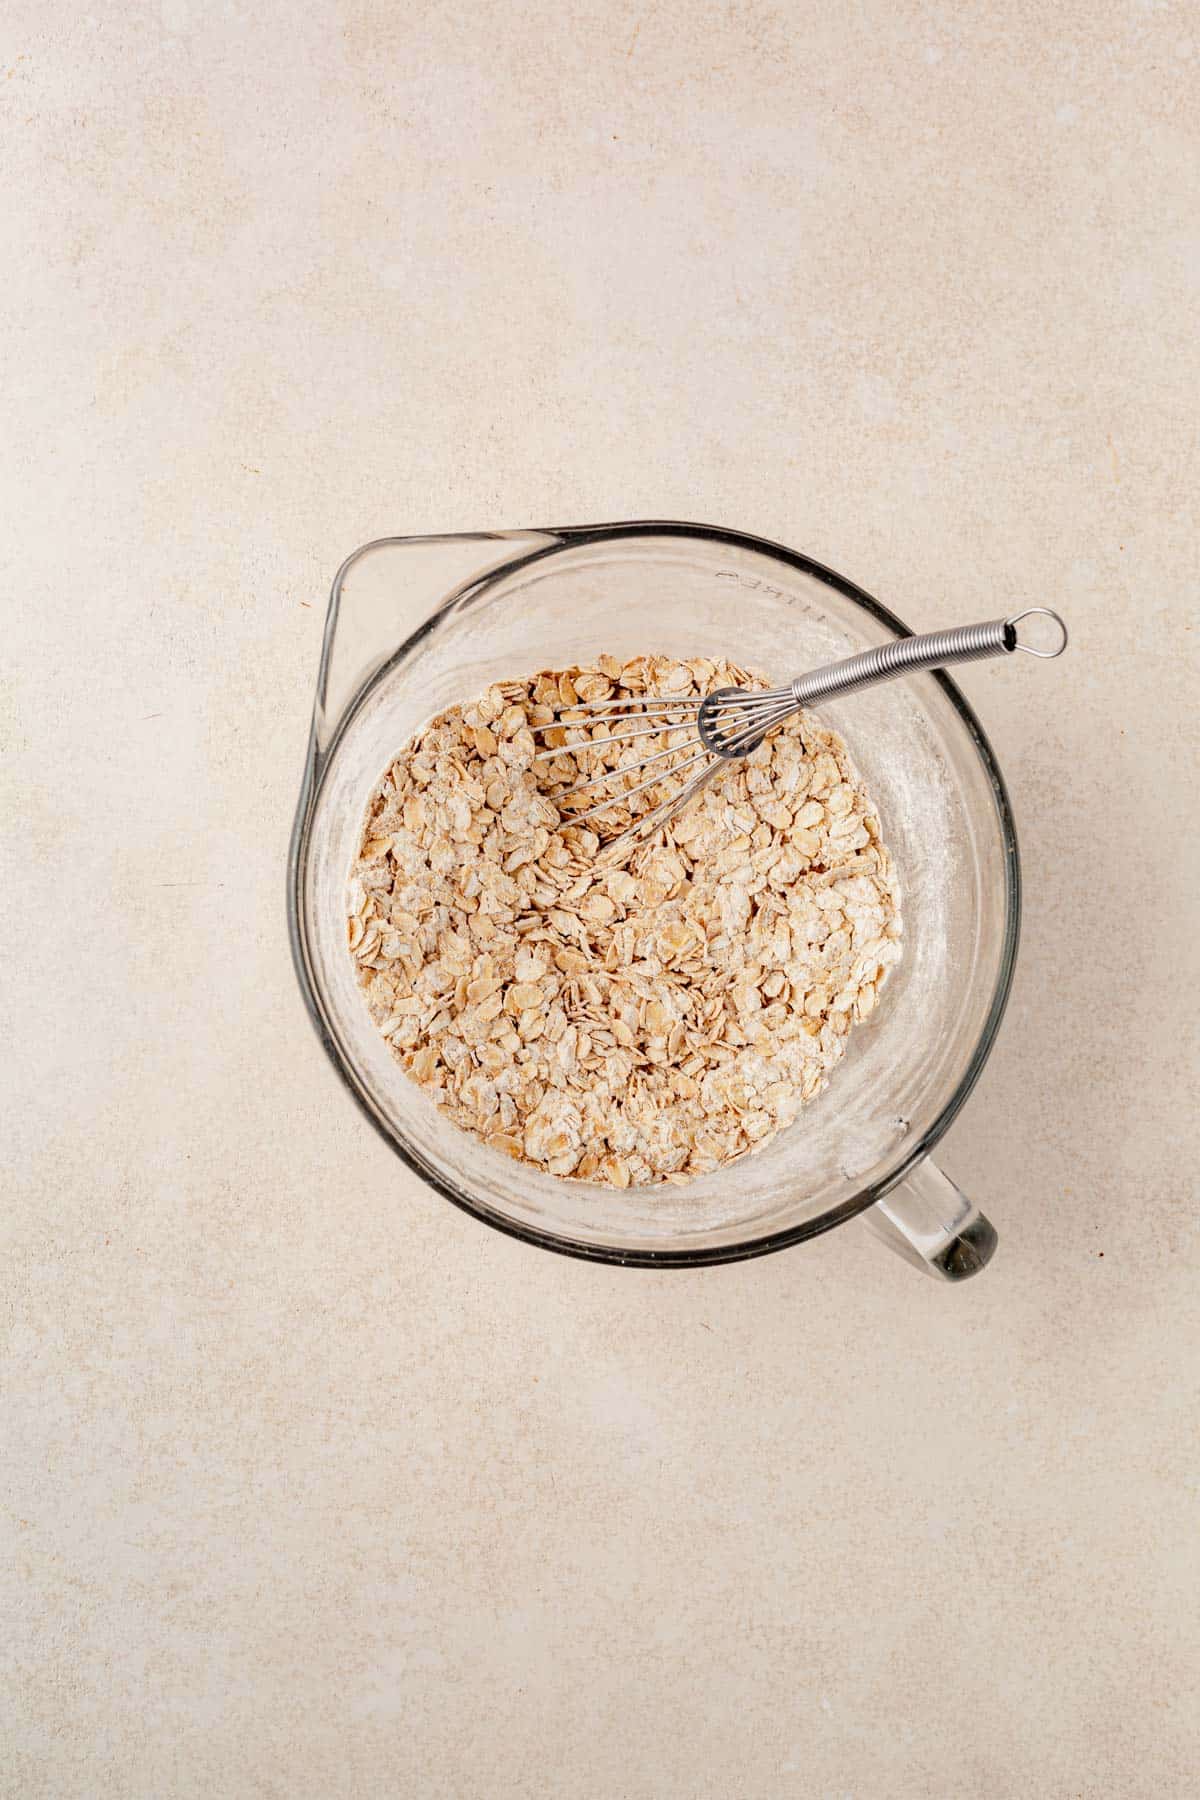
[347, 655, 902, 1187]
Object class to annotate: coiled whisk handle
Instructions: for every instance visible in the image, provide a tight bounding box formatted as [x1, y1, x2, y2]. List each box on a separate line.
[789, 608, 1067, 711]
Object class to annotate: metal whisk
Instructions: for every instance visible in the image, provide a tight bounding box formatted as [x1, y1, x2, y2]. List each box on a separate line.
[532, 608, 1067, 856]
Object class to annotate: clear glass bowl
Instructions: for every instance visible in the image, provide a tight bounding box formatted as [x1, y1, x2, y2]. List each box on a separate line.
[289, 523, 1018, 1279]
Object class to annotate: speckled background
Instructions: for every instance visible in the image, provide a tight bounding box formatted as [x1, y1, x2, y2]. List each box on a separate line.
[4, 2, 1198, 1795]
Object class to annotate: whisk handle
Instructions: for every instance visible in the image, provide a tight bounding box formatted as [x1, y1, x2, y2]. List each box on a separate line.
[789, 609, 1067, 710]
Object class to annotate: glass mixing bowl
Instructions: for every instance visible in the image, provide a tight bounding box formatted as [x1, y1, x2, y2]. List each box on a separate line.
[289, 523, 1019, 1279]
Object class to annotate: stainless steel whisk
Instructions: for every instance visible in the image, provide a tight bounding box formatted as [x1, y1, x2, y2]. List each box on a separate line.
[532, 608, 1067, 857]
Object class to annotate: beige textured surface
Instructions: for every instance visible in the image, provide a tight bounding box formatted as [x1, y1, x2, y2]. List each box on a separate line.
[4, 2, 1198, 1795]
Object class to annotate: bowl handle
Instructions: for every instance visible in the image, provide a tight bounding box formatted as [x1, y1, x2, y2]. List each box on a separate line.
[864, 1157, 998, 1281]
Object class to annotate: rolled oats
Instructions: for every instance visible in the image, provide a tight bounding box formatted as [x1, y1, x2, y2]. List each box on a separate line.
[348, 656, 903, 1187]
